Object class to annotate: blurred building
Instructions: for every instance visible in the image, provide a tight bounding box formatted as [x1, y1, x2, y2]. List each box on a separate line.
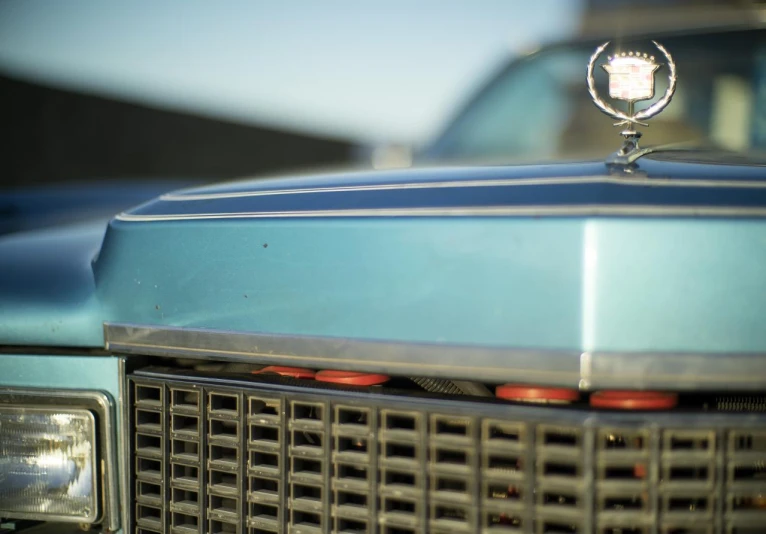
[0, 74, 356, 189]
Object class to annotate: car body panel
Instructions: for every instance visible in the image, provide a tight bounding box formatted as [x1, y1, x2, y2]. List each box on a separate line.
[85, 157, 766, 354]
[94, 215, 766, 354]
[0, 221, 105, 347]
[3, 157, 766, 353]
[0, 353, 120, 400]
[120, 156, 766, 221]
[0, 180, 201, 347]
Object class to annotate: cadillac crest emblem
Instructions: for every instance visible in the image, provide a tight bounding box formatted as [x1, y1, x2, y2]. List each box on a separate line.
[604, 53, 659, 102]
[587, 40, 676, 161]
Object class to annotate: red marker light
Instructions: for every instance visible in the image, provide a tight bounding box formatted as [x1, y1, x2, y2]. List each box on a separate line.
[315, 370, 390, 386]
[253, 366, 315, 379]
[496, 384, 580, 404]
[590, 391, 678, 410]
[633, 463, 647, 479]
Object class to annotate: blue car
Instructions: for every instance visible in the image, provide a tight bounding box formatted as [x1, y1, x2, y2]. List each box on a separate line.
[1, 25, 765, 534]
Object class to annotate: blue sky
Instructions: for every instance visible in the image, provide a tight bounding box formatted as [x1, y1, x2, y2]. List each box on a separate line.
[0, 1, 583, 144]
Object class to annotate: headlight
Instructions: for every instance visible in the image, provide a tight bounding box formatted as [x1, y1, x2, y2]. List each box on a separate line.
[0, 406, 98, 523]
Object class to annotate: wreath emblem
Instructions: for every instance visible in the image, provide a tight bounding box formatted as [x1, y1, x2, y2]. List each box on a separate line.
[587, 40, 677, 134]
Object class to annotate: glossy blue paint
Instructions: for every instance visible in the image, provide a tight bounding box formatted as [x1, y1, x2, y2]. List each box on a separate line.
[3, 158, 766, 353]
[0, 354, 120, 398]
[0, 221, 106, 346]
[95, 215, 766, 353]
[127, 158, 766, 219]
[160, 162, 609, 197]
[163, 156, 766, 200]
[584, 219, 766, 352]
[96, 217, 584, 348]
[0, 179, 198, 347]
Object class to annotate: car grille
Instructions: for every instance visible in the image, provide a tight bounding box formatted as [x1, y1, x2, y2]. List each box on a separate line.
[128, 370, 766, 534]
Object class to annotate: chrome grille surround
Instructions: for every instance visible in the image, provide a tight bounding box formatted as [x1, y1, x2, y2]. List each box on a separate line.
[129, 371, 766, 534]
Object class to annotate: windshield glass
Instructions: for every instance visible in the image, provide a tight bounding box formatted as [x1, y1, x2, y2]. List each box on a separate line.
[425, 29, 766, 163]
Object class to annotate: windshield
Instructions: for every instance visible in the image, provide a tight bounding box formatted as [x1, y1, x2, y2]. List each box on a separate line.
[425, 29, 766, 163]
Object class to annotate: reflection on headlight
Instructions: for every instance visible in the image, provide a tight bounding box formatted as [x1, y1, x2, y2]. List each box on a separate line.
[0, 408, 97, 522]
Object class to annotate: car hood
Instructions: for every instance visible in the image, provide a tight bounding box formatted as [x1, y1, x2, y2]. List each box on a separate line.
[3, 156, 766, 354]
[119, 154, 766, 221]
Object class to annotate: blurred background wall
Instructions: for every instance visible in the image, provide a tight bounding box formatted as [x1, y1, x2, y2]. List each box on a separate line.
[0, 1, 582, 188]
[0, 74, 354, 187]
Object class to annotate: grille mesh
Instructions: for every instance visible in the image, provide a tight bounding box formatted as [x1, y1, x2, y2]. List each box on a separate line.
[130, 374, 766, 534]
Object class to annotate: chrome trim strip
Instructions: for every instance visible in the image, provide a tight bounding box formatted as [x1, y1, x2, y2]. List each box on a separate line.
[117, 357, 129, 534]
[160, 176, 607, 200]
[160, 175, 766, 201]
[0, 388, 120, 531]
[104, 323, 766, 390]
[106, 323, 579, 384]
[579, 351, 593, 390]
[115, 204, 766, 222]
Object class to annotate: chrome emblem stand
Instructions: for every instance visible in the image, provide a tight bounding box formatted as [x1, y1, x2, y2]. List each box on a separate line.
[587, 40, 676, 165]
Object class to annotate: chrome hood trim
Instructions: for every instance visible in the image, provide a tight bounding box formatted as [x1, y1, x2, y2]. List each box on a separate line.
[104, 323, 766, 391]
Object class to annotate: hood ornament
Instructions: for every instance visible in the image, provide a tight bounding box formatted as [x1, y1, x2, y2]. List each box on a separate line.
[587, 40, 677, 165]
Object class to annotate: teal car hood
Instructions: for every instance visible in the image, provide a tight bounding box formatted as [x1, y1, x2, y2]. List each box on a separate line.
[95, 158, 766, 354]
[4, 156, 766, 353]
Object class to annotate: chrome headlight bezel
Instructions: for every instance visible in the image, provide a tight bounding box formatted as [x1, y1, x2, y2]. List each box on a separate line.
[0, 388, 119, 528]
